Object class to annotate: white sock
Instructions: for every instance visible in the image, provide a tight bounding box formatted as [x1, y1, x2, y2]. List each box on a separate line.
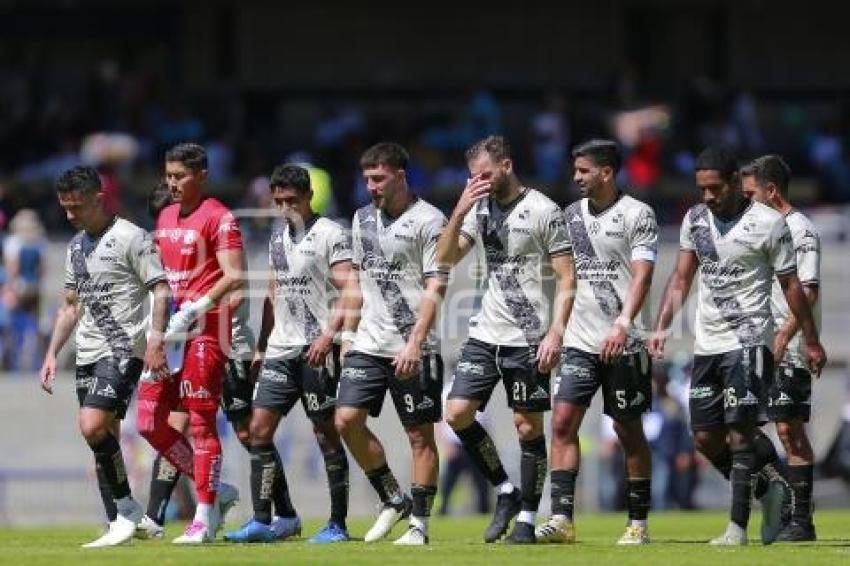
[517, 510, 536, 525]
[727, 521, 745, 537]
[497, 481, 515, 495]
[410, 515, 428, 534]
[630, 519, 647, 529]
[194, 503, 213, 526]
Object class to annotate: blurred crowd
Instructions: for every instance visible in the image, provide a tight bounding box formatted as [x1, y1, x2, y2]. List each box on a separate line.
[2, 61, 850, 237]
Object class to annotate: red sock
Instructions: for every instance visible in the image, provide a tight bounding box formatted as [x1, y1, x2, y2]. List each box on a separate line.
[137, 398, 194, 477]
[190, 409, 222, 505]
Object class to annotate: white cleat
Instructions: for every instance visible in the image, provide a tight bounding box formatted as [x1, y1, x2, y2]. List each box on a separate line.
[393, 526, 429, 546]
[172, 521, 212, 544]
[535, 515, 576, 543]
[709, 523, 748, 546]
[364, 496, 412, 543]
[134, 514, 164, 540]
[617, 524, 650, 545]
[208, 482, 239, 539]
[82, 499, 143, 548]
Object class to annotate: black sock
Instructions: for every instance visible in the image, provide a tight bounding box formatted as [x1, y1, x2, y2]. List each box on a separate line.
[626, 478, 651, 521]
[270, 446, 297, 519]
[519, 436, 547, 512]
[366, 463, 402, 505]
[89, 433, 130, 500]
[753, 430, 779, 469]
[251, 443, 287, 524]
[323, 449, 349, 527]
[550, 469, 577, 520]
[454, 421, 509, 487]
[146, 455, 180, 525]
[411, 484, 437, 519]
[787, 464, 814, 523]
[730, 447, 756, 529]
[95, 459, 118, 522]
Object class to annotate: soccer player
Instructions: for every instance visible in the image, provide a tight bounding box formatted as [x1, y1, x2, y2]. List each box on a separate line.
[649, 147, 826, 545]
[136, 143, 244, 544]
[536, 139, 657, 545]
[741, 155, 821, 541]
[335, 142, 447, 545]
[225, 164, 353, 543]
[136, 183, 261, 539]
[438, 135, 574, 544]
[39, 166, 171, 547]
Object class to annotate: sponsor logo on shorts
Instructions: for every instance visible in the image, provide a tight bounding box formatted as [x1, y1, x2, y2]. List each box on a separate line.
[774, 392, 793, 406]
[529, 386, 549, 400]
[629, 391, 645, 407]
[97, 384, 117, 399]
[260, 367, 288, 383]
[690, 386, 714, 399]
[229, 398, 249, 411]
[738, 390, 759, 406]
[341, 367, 368, 381]
[456, 361, 485, 376]
[180, 381, 212, 399]
[562, 364, 593, 381]
[416, 396, 435, 410]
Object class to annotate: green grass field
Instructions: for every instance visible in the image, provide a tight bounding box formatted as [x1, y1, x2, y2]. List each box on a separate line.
[1, 511, 848, 566]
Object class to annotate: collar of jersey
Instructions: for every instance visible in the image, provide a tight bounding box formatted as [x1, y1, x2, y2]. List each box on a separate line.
[584, 191, 624, 218]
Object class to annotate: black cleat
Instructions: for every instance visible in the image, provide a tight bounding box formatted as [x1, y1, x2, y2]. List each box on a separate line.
[504, 520, 536, 545]
[484, 489, 522, 543]
[775, 520, 816, 542]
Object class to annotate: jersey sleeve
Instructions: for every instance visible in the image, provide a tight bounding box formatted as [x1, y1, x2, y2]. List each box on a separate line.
[679, 211, 695, 251]
[540, 205, 572, 257]
[351, 212, 363, 269]
[459, 207, 479, 245]
[64, 247, 75, 290]
[329, 224, 354, 266]
[128, 230, 167, 287]
[767, 218, 796, 277]
[794, 223, 820, 286]
[422, 213, 449, 279]
[630, 205, 659, 262]
[212, 209, 244, 252]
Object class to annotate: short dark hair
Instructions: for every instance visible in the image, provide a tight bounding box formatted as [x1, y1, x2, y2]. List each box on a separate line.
[269, 164, 311, 195]
[148, 182, 173, 219]
[571, 139, 621, 172]
[360, 142, 409, 170]
[740, 154, 792, 196]
[695, 146, 739, 184]
[164, 142, 207, 171]
[465, 135, 512, 163]
[55, 166, 101, 194]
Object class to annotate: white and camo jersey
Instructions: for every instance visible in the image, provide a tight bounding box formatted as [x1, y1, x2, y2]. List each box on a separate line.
[230, 297, 256, 361]
[770, 210, 821, 368]
[563, 194, 658, 354]
[64, 217, 166, 365]
[679, 200, 795, 356]
[351, 198, 447, 358]
[460, 188, 572, 347]
[266, 215, 352, 359]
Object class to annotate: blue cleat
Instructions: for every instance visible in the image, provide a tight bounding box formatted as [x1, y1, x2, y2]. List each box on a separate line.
[270, 515, 302, 540]
[224, 519, 278, 543]
[309, 521, 350, 544]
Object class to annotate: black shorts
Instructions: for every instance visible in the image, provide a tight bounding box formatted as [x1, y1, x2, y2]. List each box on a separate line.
[221, 358, 254, 423]
[75, 357, 143, 420]
[336, 350, 443, 427]
[448, 338, 551, 413]
[690, 346, 773, 430]
[253, 346, 342, 422]
[553, 347, 652, 420]
[767, 365, 812, 423]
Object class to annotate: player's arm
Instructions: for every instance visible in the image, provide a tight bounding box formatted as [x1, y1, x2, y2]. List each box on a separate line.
[306, 260, 354, 367]
[649, 250, 698, 359]
[393, 275, 448, 379]
[773, 284, 818, 361]
[537, 253, 576, 373]
[340, 266, 363, 358]
[40, 289, 79, 394]
[777, 273, 826, 375]
[255, 277, 276, 356]
[144, 280, 171, 378]
[601, 260, 655, 363]
[436, 174, 490, 269]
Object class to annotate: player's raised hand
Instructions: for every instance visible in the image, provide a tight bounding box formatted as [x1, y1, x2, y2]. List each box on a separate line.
[453, 174, 492, 217]
[536, 330, 562, 373]
[39, 354, 57, 395]
[805, 340, 827, 378]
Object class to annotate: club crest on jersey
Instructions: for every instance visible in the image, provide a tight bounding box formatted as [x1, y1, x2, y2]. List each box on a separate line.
[589, 221, 601, 235]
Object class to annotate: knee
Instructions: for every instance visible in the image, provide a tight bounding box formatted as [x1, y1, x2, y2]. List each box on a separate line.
[613, 419, 646, 451]
[334, 408, 360, 437]
[775, 422, 793, 448]
[513, 416, 543, 442]
[407, 427, 437, 456]
[551, 410, 578, 442]
[234, 426, 252, 449]
[313, 420, 342, 452]
[445, 403, 474, 431]
[79, 416, 109, 444]
[692, 430, 717, 455]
